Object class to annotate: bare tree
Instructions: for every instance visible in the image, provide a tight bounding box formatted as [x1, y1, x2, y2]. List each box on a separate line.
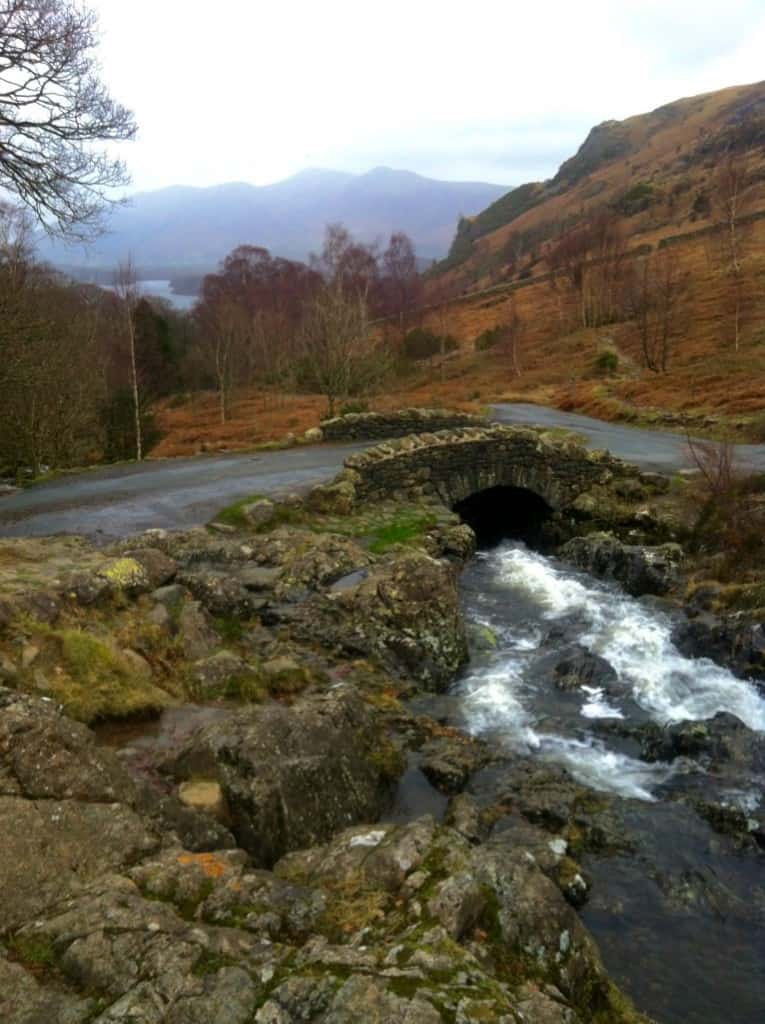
[500, 297, 523, 377]
[709, 154, 753, 351]
[381, 231, 422, 326]
[311, 223, 379, 302]
[300, 283, 389, 417]
[546, 211, 628, 329]
[627, 249, 688, 373]
[114, 259, 142, 460]
[0, 0, 136, 237]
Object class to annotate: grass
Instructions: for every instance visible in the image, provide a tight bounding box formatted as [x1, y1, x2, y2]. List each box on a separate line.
[29, 627, 173, 724]
[367, 513, 437, 553]
[9, 934, 57, 969]
[213, 493, 266, 528]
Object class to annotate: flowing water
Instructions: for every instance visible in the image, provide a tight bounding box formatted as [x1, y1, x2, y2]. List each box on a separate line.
[453, 541, 765, 1024]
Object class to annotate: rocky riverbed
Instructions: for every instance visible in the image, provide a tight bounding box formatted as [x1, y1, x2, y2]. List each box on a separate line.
[0, 427, 762, 1023]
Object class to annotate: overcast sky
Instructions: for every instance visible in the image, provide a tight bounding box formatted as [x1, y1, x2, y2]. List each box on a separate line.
[91, 0, 765, 193]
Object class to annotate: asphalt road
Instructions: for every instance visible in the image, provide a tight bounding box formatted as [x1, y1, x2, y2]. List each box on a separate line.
[492, 403, 765, 474]
[0, 443, 369, 539]
[1, 404, 763, 539]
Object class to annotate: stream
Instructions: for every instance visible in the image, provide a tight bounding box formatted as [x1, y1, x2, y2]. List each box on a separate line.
[94, 539, 765, 1023]
[453, 541, 765, 1024]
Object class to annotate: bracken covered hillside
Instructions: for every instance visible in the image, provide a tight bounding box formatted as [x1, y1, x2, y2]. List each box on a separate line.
[435, 81, 765, 286]
[413, 81, 765, 433]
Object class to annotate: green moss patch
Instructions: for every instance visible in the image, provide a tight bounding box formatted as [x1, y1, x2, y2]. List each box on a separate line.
[31, 628, 173, 724]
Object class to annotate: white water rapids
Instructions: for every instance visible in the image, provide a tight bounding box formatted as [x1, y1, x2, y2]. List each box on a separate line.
[458, 543, 765, 801]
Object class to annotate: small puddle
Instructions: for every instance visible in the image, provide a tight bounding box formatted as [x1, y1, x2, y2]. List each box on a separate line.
[95, 703, 230, 752]
[384, 754, 448, 824]
[94, 704, 233, 782]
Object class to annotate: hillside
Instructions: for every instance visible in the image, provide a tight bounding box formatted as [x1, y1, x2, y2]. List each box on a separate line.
[394, 80, 765, 436]
[38, 167, 510, 273]
[432, 80, 765, 286]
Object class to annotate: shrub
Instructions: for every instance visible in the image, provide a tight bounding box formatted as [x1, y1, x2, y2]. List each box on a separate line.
[338, 400, 370, 416]
[402, 328, 457, 361]
[475, 326, 506, 352]
[594, 350, 619, 376]
[616, 181, 657, 216]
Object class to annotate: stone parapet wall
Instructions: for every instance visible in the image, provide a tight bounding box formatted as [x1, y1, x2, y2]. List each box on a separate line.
[320, 407, 486, 442]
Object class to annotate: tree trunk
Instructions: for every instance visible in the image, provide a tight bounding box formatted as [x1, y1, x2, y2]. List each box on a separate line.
[128, 323, 142, 462]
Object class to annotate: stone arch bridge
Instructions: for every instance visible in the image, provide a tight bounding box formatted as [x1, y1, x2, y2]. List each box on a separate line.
[338, 425, 646, 514]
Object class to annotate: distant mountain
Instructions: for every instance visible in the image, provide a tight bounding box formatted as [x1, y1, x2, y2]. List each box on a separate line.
[38, 167, 510, 273]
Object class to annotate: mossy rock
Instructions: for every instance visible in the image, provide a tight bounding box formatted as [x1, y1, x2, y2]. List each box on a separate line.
[27, 627, 173, 724]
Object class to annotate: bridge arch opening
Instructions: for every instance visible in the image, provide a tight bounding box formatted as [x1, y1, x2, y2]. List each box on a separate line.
[453, 485, 552, 549]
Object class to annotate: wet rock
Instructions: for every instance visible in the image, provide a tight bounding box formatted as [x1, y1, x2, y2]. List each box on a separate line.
[123, 547, 178, 589]
[19, 588, 61, 624]
[692, 798, 765, 849]
[420, 734, 493, 794]
[290, 550, 468, 690]
[550, 646, 621, 695]
[559, 533, 683, 596]
[189, 652, 252, 699]
[63, 572, 113, 606]
[239, 566, 282, 591]
[178, 570, 266, 618]
[0, 688, 160, 929]
[638, 712, 765, 773]
[177, 600, 219, 660]
[0, 950, 92, 1023]
[165, 690, 402, 866]
[444, 793, 491, 844]
[672, 613, 765, 680]
[468, 759, 634, 856]
[244, 498, 277, 528]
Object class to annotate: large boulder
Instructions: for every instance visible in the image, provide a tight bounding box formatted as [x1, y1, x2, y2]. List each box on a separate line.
[0, 688, 159, 931]
[559, 533, 683, 597]
[164, 690, 403, 866]
[546, 645, 624, 696]
[289, 550, 468, 690]
[673, 613, 765, 680]
[637, 711, 765, 774]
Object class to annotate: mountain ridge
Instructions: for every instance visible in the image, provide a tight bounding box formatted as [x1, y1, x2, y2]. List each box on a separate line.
[432, 79, 765, 287]
[39, 166, 511, 271]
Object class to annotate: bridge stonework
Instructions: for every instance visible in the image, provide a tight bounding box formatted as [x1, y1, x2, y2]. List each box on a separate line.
[342, 425, 640, 511]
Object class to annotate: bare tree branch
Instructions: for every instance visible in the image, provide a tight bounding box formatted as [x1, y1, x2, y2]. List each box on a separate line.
[0, 0, 136, 238]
